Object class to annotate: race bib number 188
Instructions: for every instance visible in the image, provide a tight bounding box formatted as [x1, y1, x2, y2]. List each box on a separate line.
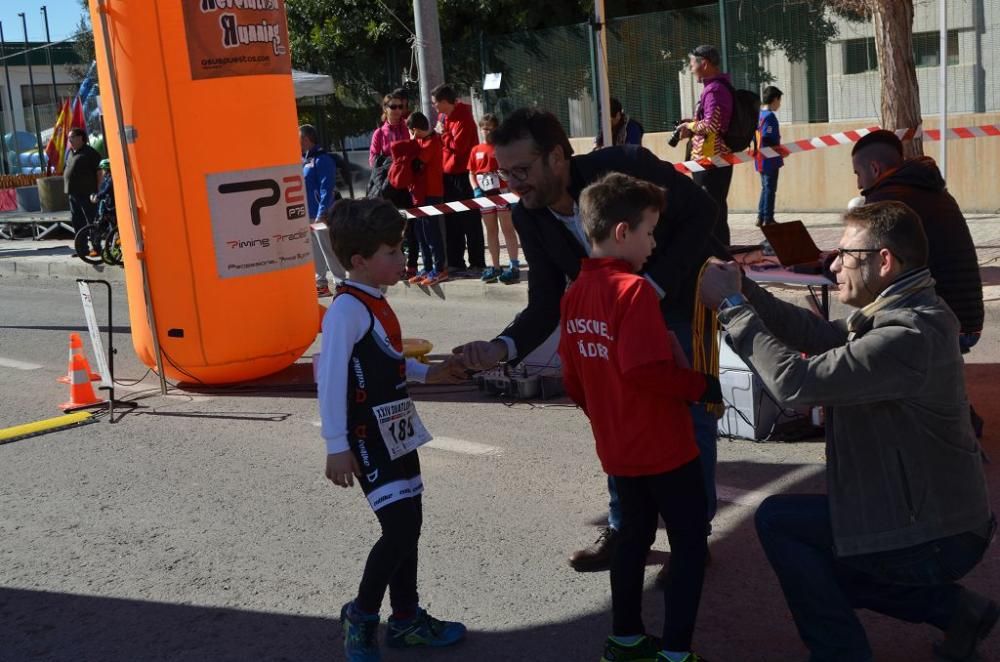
[374, 398, 432, 460]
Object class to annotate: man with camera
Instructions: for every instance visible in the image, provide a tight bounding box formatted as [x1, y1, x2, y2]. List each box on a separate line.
[679, 45, 735, 247]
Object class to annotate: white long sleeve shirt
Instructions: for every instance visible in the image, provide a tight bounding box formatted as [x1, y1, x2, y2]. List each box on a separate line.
[317, 281, 429, 454]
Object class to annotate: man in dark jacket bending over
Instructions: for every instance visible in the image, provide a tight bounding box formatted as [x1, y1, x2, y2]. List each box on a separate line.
[450, 108, 724, 570]
[852, 129, 985, 436]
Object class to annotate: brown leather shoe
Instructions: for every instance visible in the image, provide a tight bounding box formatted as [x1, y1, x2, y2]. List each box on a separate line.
[568, 526, 618, 572]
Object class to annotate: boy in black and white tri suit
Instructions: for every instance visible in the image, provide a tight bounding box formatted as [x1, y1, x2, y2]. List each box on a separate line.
[317, 199, 466, 662]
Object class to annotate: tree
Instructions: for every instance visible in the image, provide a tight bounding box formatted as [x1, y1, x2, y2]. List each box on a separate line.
[827, 0, 923, 156]
[68, 0, 95, 83]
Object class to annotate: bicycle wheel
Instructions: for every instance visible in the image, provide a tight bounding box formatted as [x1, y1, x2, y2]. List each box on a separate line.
[74, 226, 103, 265]
[102, 227, 124, 266]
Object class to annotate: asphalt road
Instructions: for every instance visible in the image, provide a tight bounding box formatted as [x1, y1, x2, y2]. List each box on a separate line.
[1, 279, 998, 661]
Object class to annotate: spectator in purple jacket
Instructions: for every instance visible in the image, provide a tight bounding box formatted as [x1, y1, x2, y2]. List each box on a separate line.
[369, 91, 410, 167]
[680, 44, 734, 246]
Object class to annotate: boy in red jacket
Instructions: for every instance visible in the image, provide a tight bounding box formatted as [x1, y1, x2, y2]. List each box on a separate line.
[558, 172, 721, 662]
[389, 112, 448, 285]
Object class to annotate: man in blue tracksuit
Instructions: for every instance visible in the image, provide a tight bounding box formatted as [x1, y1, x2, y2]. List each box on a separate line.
[301, 124, 339, 296]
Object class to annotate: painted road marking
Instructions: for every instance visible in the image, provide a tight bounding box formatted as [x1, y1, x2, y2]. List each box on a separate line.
[0, 357, 44, 370]
[308, 426, 502, 457]
[426, 436, 503, 457]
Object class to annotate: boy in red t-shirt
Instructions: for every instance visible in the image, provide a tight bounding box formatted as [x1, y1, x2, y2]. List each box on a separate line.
[558, 172, 721, 662]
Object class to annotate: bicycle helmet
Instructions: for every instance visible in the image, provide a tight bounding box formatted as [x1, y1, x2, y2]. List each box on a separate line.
[99, 158, 111, 170]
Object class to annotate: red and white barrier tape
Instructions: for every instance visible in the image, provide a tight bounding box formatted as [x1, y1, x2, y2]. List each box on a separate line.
[402, 193, 519, 219]
[399, 123, 1000, 217]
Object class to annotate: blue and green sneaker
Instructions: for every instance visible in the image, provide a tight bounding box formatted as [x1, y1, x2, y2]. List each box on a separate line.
[600, 634, 662, 662]
[655, 653, 710, 662]
[340, 602, 380, 662]
[386, 607, 467, 649]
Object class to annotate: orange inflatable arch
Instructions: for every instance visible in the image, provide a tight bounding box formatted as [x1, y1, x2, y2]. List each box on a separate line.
[89, 0, 317, 384]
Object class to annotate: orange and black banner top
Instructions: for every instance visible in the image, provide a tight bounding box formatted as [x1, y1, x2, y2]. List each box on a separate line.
[181, 0, 292, 81]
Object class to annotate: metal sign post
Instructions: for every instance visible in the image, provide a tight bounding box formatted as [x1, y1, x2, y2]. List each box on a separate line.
[77, 279, 138, 422]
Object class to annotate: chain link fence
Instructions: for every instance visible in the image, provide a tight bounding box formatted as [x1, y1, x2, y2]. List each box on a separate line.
[325, 0, 1000, 144]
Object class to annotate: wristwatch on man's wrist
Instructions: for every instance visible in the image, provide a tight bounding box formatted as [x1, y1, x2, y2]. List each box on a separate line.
[717, 292, 748, 312]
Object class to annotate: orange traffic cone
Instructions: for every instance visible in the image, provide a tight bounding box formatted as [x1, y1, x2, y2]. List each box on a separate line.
[59, 353, 105, 411]
[57, 333, 101, 384]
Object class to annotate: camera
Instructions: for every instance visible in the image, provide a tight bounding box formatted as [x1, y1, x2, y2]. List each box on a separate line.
[667, 121, 686, 148]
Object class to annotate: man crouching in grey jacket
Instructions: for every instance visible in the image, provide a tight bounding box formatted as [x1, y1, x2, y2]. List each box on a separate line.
[700, 200, 995, 662]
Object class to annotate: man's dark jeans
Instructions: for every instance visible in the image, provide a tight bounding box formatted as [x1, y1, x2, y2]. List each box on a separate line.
[692, 167, 733, 247]
[755, 493, 993, 662]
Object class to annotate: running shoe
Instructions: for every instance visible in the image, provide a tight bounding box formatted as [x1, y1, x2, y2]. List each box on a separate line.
[341, 602, 380, 662]
[408, 270, 428, 285]
[386, 607, 466, 649]
[498, 266, 520, 284]
[481, 267, 500, 283]
[655, 653, 710, 662]
[600, 634, 662, 661]
[420, 270, 449, 286]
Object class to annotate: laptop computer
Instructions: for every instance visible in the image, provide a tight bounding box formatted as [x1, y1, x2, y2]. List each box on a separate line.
[760, 220, 825, 274]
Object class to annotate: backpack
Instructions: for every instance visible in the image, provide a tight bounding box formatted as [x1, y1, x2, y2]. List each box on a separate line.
[366, 153, 412, 208]
[720, 79, 761, 152]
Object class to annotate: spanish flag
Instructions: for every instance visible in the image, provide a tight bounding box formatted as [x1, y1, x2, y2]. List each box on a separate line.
[44, 99, 72, 175]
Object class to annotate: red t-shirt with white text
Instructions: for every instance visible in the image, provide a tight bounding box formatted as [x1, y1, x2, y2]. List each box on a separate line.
[558, 258, 705, 477]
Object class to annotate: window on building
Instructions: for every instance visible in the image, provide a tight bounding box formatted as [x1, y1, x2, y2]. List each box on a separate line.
[843, 37, 878, 75]
[21, 83, 77, 135]
[844, 31, 959, 75]
[21, 83, 77, 109]
[912, 30, 959, 67]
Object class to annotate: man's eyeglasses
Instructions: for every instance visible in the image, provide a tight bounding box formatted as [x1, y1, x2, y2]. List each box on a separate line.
[386, 103, 405, 110]
[497, 154, 543, 182]
[831, 247, 882, 263]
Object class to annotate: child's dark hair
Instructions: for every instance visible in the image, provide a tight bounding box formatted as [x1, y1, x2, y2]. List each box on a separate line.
[579, 172, 665, 243]
[326, 199, 404, 268]
[762, 86, 783, 105]
[406, 111, 429, 132]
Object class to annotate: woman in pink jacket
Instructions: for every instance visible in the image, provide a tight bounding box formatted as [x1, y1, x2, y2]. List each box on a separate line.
[369, 91, 410, 166]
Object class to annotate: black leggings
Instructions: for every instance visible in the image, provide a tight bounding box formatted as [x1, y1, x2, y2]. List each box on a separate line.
[355, 495, 422, 615]
[611, 458, 708, 651]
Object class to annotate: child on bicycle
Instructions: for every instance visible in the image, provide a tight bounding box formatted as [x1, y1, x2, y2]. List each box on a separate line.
[317, 198, 466, 661]
[91, 159, 115, 213]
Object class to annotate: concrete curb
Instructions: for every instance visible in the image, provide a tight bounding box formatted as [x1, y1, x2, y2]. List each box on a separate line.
[0, 257, 125, 282]
[0, 253, 527, 304]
